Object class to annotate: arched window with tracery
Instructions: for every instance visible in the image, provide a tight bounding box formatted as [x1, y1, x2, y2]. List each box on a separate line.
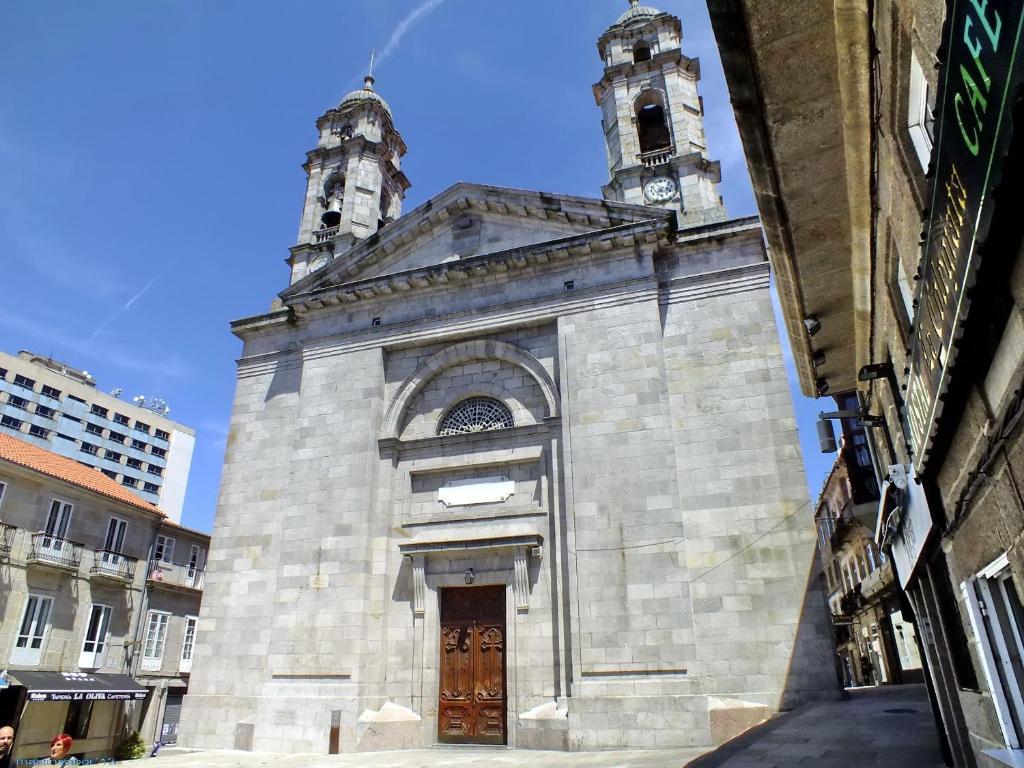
[635, 90, 672, 154]
[438, 397, 514, 436]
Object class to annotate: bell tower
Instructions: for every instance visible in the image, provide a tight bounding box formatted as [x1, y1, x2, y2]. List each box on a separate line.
[288, 75, 411, 285]
[594, 1, 726, 227]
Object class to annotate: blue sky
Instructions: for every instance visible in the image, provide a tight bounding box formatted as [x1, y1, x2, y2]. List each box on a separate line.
[0, 0, 835, 532]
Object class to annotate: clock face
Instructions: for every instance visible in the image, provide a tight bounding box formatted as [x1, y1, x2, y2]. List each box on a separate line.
[644, 176, 677, 203]
[308, 254, 329, 273]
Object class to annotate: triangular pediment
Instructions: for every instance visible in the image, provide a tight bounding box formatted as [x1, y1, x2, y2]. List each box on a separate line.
[282, 182, 668, 301]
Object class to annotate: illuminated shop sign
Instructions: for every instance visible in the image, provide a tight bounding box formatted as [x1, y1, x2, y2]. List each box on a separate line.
[906, 0, 1024, 473]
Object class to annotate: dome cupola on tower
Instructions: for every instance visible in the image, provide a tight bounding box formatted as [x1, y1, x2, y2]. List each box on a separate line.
[338, 75, 393, 121]
[615, 0, 662, 26]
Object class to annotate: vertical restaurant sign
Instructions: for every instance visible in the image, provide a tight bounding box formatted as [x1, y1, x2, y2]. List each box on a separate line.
[906, 0, 1024, 474]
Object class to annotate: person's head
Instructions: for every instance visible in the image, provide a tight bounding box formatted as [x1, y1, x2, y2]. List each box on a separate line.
[0, 726, 13, 755]
[49, 734, 72, 760]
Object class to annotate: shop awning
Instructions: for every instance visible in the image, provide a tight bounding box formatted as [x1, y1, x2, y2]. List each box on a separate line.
[9, 671, 148, 702]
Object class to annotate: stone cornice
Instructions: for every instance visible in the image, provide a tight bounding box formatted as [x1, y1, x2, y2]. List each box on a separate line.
[281, 182, 675, 300]
[235, 275, 659, 376]
[658, 261, 770, 306]
[230, 308, 293, 338]
[285, 218, 668, 317]
[592, 49, 697, 97]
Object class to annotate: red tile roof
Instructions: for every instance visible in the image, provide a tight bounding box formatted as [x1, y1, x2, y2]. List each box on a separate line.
[0, 433, 163, 515]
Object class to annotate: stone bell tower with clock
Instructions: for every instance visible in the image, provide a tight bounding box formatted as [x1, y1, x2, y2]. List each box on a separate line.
[595, 0, 727, 227]
[287, 75, 411, 285]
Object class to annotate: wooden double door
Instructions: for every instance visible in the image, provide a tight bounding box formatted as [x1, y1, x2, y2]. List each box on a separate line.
[438, 585, 507, 744]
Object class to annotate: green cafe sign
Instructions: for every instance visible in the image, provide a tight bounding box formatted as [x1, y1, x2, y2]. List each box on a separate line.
[906, 0, 1024, 473]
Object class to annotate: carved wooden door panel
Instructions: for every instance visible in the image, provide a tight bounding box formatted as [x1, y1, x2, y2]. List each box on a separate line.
[438, 586, 506, 744]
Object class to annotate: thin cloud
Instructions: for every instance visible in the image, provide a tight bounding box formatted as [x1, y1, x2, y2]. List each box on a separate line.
[0, 305, 191, 383]
[376, 0, 448, 70]
[82, 262, 175, 349]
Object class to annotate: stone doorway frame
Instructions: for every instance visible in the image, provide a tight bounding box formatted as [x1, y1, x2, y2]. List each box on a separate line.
[400, 534, 542, 749]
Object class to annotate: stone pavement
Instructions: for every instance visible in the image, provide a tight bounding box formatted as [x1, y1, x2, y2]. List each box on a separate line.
[130, 686, 942, 768]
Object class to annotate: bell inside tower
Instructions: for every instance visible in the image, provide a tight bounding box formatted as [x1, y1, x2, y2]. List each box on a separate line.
[635, 91, 672, 154]
[321, 173, 345, 229]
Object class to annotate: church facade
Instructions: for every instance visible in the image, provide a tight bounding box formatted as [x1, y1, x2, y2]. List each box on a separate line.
[178, 2, 836, 754]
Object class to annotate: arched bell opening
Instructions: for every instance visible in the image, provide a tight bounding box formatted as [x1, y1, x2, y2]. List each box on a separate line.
[634, 90, 672, 154]
[378, 188, 393, 232]
[320, 172, 346, 228]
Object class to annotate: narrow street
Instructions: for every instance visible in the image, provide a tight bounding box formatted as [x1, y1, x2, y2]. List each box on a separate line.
[136, 686, 943, 768]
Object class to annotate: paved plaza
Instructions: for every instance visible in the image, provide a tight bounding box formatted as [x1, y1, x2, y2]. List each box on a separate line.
[132, 686, 943, 767]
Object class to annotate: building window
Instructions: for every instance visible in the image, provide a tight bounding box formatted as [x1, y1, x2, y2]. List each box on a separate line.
[180, 616, 198, 665]
[104, 450, 122, 462]
[113, 413, 130, 426]
[154, 535, 175, 562]
[28, 425, 49, 439]
[155, 428, 170, 440]
[908, 52, 936, 170]
[134, 421, 151, 434]
[632, 40, 652, 63]
[0, 480, 6, 509]
[121, 477, 137, 488]
[41, 384, 62, 399]
[150, 446, 167, 459]
[962, 555, 1024, 749]
[79, 604, 111, 671]
[81, 443, 98, 455]
[35, 404, 55, 419]
[12, 374, 35, 390]
[13, 594, 53, 665]
[90, 405, 108, 417]
[126, 457, 142, 470]
[7, 395, 28, 410]
[101, 469, 117, 480]
[142, 611, 170, 670]
[85, 423, 104, 436]
[66, 394, 86, 404]
[108, 432, 126, 444]
[143, 482, 159, 494]
[0, 415, 22, 431]
[438, 397, 514, 437]
[148, 466, 163, 477]
[131, 438, 147, 450]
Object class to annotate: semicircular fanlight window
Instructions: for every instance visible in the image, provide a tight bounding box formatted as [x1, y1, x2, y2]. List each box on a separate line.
[438, 397, 514, 437]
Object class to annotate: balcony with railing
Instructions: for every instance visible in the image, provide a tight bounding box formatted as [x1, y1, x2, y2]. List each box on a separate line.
[313, 226, 339, 244]
[27, 533, 83, 572]
[89, 549, 138, 584]
[148, 560, 205, 592]
[0, 522, 16, 556]
[638, 145, 675, 167]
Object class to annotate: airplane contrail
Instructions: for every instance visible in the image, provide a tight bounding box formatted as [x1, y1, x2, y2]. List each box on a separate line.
[83, 262, 175, 349]
[376, 0, 448, 70]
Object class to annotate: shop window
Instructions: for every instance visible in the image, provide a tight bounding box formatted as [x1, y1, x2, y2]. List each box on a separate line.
[962, 555, 1024, 749]
[64, 699, 94, 740]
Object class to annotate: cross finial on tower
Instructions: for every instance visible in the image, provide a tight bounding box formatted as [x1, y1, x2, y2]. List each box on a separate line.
[364, 49, 377, 90]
